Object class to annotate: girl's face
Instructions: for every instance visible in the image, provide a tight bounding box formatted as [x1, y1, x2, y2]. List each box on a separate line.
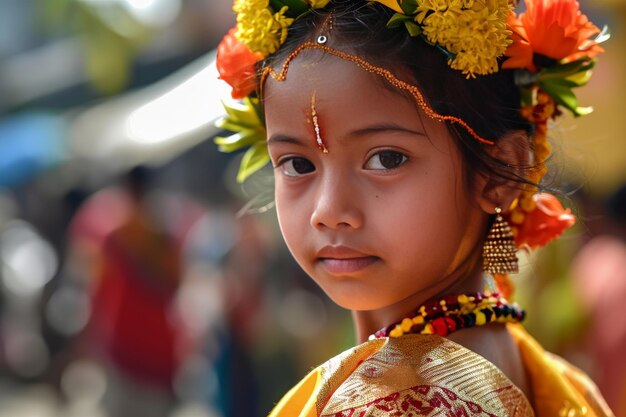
[265, 53, 490, 312]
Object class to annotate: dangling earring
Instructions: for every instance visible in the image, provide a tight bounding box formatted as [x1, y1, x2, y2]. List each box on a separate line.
[483, 207, 519, 275]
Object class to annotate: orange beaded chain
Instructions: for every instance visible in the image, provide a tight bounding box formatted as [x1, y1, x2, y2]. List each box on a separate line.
[261, 42, 496, 145]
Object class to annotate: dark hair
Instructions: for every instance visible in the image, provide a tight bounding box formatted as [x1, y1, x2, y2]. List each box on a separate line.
[262, 0, 542, 193]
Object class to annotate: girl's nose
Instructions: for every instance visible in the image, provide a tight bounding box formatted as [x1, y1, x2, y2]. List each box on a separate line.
[310, 173, 364, 230]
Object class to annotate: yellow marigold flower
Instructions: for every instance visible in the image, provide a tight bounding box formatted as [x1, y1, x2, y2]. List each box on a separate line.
[417, 0, 512, 77]
[234, 0, 294, 56]
[416, 0, 454, 24]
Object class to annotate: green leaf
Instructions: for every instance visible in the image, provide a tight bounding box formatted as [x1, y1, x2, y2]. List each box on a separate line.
[565, 69, 592, 87]
[403, 20, 422, 37]
[222, 110, 259, 129]
[214, 130, 263, 153]
[216, 116, 264, 135]
[237, 143, 271, 183]
[540, 59, 593, 79]
[400, 0, 419, 14]
[545, 78, 579, 89]
[279, 0, 309, 16]
[216, 97, 268, 180]
[387, 13, 412, 29]
[222, 99, 263, 128]
[537, 59, 596, 90]
[538, 79, 587, 117]
[269, 0, 285, 12]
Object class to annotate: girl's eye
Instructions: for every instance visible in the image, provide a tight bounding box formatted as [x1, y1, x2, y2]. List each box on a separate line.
[365, 150, 408, 170]
[280, 157, 315, 177]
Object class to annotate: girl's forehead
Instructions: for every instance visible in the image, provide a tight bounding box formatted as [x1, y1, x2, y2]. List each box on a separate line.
[263, 54, 419, 127]
[265, 54, 376, 98]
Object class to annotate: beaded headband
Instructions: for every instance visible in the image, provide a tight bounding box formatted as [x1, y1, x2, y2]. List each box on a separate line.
[214, 0, 607, 252]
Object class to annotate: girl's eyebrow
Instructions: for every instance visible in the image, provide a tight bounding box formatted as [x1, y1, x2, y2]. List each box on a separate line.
[348, 123, 427, 139]
[267, 134, 305, 146]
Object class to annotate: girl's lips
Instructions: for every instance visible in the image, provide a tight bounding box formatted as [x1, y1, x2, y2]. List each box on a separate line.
[318, 256, 379, 274]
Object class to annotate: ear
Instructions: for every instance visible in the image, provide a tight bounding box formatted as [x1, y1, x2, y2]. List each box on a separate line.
[475, 130, 532, 214]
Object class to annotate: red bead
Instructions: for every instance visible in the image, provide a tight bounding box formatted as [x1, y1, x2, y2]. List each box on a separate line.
[443, 317, 457, 333]
[431, 317, 449, 336]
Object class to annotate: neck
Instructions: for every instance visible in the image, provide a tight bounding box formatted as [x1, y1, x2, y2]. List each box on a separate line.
[352, 257, 486, 343]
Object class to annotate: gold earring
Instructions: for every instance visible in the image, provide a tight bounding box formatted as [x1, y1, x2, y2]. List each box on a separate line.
[483, 207, 519, 275]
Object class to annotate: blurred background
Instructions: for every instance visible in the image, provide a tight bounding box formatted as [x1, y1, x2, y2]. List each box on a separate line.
[0, 0, 624, 416]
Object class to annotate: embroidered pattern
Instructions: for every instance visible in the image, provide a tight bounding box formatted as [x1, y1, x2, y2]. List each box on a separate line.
[326, 385, 499, 417]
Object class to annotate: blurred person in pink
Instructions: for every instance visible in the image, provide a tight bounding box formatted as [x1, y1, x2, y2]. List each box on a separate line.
[573, 184, 626, 416]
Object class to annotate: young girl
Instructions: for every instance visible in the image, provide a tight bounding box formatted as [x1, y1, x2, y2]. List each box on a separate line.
[215, 0, 614, 415]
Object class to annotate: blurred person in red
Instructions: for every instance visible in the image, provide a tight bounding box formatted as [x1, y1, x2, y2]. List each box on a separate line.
[573, 184, 626, 416]
[86, 166, 185, 417]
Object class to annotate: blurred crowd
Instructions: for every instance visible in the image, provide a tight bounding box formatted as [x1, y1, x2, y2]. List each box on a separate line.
[0, 0, 625, 416]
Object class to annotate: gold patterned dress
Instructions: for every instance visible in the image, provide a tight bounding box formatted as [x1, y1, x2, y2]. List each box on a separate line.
[269, 324, 614, 417]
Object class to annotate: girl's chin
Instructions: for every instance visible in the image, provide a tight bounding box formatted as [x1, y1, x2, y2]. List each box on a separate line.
[321, 284, 398, 312]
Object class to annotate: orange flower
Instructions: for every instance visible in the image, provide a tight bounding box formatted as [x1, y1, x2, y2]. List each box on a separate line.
[216, 27, 264, 99]
[503, 0, 604, 72]
[513, 193, 576, 249]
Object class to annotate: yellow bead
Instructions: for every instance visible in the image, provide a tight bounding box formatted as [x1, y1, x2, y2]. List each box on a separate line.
[475, 311, 486, 326]
[401, 318, 413, 332]
[389, 326, 403, 338]
[458, 294, 469, 304]
[412, 316, 425, 325]
[422, 324, 434, 335]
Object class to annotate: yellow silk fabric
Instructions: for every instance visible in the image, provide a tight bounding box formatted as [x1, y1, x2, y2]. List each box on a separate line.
[508, 324, 615, 417]
[269, 324, 614, 416]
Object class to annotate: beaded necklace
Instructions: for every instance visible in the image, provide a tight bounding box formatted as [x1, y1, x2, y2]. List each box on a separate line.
[369, 292, 525, 340]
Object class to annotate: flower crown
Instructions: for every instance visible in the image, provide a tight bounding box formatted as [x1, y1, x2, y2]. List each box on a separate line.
[214, 0, 607, 252]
